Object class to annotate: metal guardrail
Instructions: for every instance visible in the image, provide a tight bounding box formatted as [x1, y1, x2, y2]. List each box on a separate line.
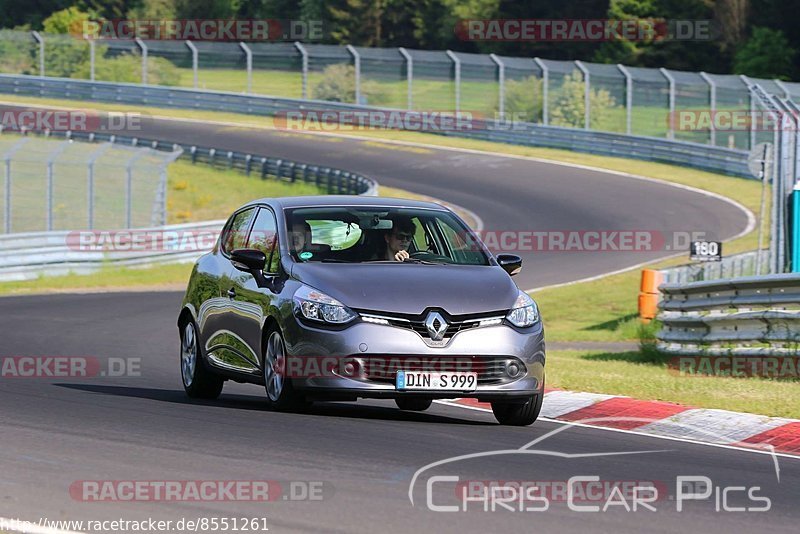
[660, 250, 770, 284]
[0, 74, 752, 178]
[0, 220, 224, 281]
[657, 274, 800, 356]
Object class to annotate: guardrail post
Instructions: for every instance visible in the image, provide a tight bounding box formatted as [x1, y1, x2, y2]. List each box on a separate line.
[135, 38, 148, 84]
[533, 58, 548, 125]
[31, 31, 44, 77]
[617, 64, 633, 135]
[489, 54, 505, 120]
[346, 45, 361, 105]
[446, 50, 461, 114]
[84, 35, 95, 81]
[398, 47, 413, 110]
[239, 42, 253, 94]
[660, 68, 676, 139]
[185, 40, 198, 89]
[699, 72, 716, 146]
[575, 61, 590, 130]
[86, 143, 110, 229]
[294, 42, 309, 99]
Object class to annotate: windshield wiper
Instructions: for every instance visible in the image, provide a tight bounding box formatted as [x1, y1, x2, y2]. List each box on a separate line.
[320, 258, 362, 263]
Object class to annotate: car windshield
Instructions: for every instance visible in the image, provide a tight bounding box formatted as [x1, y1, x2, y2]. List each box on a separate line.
[284, 206, 489, 265]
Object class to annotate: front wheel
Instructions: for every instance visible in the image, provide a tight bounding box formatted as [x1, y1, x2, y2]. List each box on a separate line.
[491, 393, 543, 426]
[395, 398, 432, 411]
[180, 320, 224, 399]
[262, 328, 309, 411]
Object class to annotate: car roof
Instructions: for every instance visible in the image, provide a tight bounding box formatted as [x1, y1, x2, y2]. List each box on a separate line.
[244, 195, 449, 211]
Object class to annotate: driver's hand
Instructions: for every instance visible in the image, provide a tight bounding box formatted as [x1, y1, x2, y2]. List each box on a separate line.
[394, 249, 410, 262]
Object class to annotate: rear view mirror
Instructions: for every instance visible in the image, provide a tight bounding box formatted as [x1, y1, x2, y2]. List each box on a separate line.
[496, 254, 522, 276]
[231, 248, 267, 272]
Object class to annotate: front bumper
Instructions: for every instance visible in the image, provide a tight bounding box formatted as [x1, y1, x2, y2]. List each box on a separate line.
[282, 316, 545, 401]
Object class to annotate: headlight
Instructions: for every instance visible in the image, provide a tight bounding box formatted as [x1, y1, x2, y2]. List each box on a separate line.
[293, 285, 357, 324]
[505, 290, 539, 328]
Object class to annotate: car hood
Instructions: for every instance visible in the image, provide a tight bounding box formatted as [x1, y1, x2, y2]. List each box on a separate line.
[289, 262, 520, 315]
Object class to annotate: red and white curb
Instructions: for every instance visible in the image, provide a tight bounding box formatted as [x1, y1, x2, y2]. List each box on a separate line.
[444, 390, 800, 457]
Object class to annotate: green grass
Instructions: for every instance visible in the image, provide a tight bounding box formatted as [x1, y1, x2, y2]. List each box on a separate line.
[548, 348, 800, 419]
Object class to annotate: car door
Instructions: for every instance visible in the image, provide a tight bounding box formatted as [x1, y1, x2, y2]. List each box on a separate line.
[225, 206, 282, 374]
[204, 206, 258, 373]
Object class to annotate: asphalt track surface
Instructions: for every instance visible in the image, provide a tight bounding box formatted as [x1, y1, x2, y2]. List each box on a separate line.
[2, 110, 796, 533]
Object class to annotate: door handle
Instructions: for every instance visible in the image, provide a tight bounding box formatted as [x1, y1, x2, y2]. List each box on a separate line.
[227, 287, 236, 298]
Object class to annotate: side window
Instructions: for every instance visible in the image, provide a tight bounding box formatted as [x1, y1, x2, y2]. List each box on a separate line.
[221, 208, 255, 254]
[248, 208, 280, 272]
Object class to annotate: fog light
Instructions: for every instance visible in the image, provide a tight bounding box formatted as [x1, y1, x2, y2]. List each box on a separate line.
[343, 362, 356, 376]
[506, 362, 521, 378]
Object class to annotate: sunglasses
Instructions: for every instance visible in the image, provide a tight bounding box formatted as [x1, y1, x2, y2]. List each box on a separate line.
[393, 232, 414, 242]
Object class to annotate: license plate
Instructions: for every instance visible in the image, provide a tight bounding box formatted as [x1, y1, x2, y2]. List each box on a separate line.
[395, 371, 477, 391]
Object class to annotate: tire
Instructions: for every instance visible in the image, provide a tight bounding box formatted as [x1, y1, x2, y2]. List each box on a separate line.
[180, 319, 224, 399]
[395, 398, 433, 411]
[491, 393, 543, 426]
[262, 327, 309, 411]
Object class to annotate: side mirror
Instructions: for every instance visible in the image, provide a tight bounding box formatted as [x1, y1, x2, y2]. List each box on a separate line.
[231, 248, 266, 273]
[496, 253, 522, 276]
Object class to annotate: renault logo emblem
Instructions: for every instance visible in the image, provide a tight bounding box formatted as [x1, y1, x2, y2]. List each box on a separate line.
[424, 311, 448, 341]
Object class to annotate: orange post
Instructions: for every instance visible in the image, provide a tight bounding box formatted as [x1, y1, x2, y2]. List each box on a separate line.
[638, 269, 663, 323]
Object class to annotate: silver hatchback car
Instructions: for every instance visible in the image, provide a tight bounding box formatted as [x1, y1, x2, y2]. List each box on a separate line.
[178, 196, 545, 425]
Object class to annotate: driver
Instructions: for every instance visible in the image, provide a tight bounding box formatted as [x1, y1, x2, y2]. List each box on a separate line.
[384, 216, 416, 262]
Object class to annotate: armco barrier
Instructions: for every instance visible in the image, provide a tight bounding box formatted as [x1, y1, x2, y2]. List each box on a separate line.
[656, 274, 800, 356]
[0, 220, 225, 281]
[0, 74, 751, 178]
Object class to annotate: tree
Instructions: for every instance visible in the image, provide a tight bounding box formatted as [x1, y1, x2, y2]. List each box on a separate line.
[550, 71, 620, 129]
[734, 26, 797, 80]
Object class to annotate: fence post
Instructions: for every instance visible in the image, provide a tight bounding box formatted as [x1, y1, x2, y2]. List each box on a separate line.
[346, 45, 361, 104]
[294, 42, 309, 99]
[775, 79, 792, 100]
[185, 40, 198, 89]
[135, 38, 148, 84]
[125, 151, 147, 228]
[239, 42, 253, 94]
[31, 31, 44, 77]
[86, 143, 110, 230]
[741, 75, 755, 150]
[45, 141, 70, 231]
[575, 60, 590, 130]
[617, 64, 633, 135]
[398, 47, 413, 110]
[490, 54, 505, 120]
[533, 58, 548, 125]
[660, 68, 675, 139]
[699, 72, 716, 146]
[446, 50, 461, 114]
[84, 35, 95, 81]
[2, 137, 31, 234]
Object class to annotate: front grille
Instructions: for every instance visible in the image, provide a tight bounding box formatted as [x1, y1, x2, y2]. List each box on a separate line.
[350, 355, 525, 385]
[360, 309, 506, 346]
